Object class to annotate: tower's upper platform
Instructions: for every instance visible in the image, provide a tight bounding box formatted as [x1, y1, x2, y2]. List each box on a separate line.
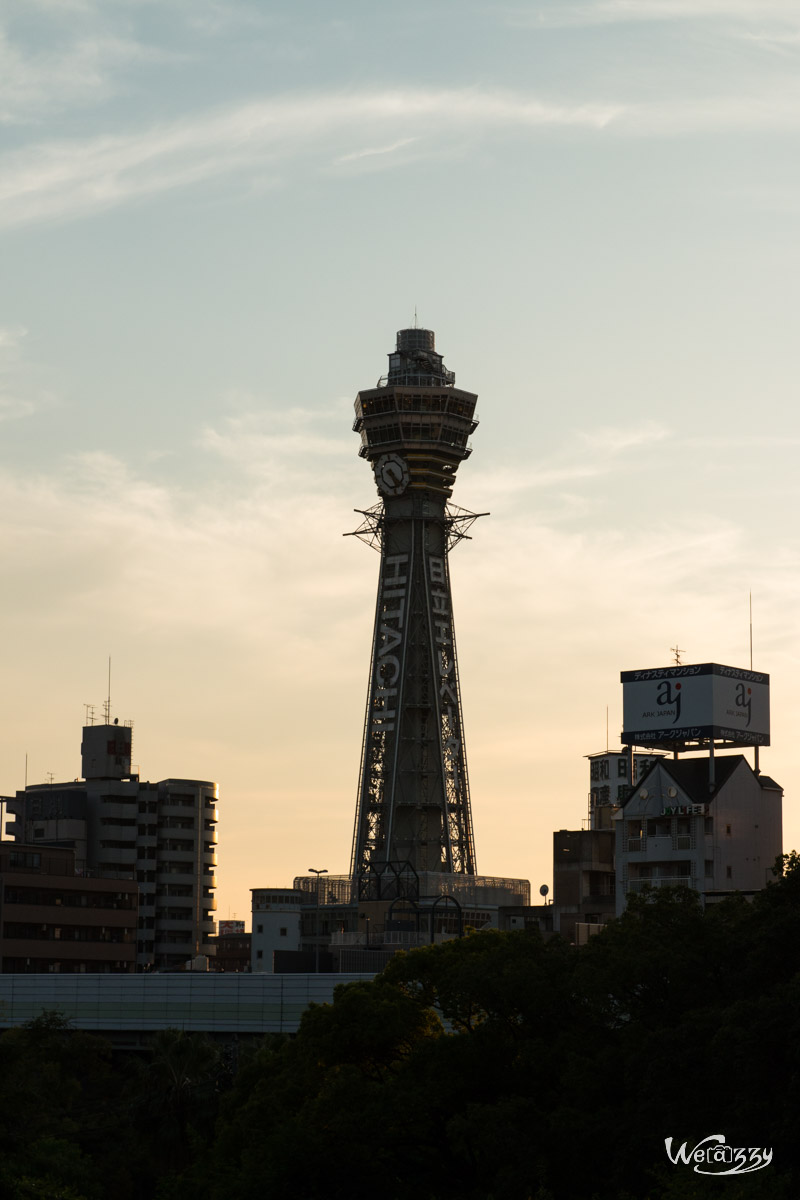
[383, 328, 455, 388]
[353, 327, 478, 498]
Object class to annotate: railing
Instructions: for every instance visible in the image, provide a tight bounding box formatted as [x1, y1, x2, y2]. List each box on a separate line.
[329, 932, 366, 947]
[627, 878, 694, 893]
[383, 931, 427, 946]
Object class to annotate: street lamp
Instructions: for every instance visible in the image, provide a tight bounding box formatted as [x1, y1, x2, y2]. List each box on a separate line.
[308, 868, 328, 973]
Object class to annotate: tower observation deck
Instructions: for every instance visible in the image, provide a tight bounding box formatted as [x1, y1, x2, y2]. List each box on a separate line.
[348, 328, 483, 898]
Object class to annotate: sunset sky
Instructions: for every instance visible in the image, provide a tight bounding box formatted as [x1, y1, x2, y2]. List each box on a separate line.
[3, 0, 800, 922]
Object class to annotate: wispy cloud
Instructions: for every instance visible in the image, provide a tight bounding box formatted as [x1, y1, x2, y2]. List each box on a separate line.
[0, 88, 621, 229]
[197, 407, 352, 483]
[506, 0, 800, 28]
[0, 27, 185, 124]
[5, 69, 800, 229]
[471, 421, 669, 502]
[0, 324, 27, 350]
[0, 325, 54, 422]
[738, 29, 800, 56]
[336, 136, 418, 164]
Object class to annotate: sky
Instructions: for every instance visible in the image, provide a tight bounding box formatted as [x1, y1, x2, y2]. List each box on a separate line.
[2, 0, 800, 924]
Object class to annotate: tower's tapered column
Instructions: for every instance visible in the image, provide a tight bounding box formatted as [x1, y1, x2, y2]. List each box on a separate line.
[349, 329, 479, 894]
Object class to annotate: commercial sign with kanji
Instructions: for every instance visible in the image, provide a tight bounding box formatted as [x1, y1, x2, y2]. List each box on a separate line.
[620, 662, 770, 748]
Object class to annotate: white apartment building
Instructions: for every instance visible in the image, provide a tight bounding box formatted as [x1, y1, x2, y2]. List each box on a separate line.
[250, 889, 304, 972]
[614, 754, 782, 913]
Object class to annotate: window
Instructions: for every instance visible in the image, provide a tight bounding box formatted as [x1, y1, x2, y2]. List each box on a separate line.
[9, 851, 41, 869]
[256, 950, 263, 960]
[280, 927, 287, 937]
[726, 866, 733, 879]
[704, 817, 713, 835]
[726, 825, 732, 837]
[705, 860, 714, 877]
[647, 818, 670, 838]
[256, 924, 263, 934]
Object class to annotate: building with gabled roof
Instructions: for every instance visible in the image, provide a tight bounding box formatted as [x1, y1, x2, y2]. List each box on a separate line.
[613, 754, 782, 913]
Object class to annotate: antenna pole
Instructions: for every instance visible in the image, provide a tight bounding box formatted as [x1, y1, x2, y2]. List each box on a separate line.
[606, 705, 609, 752]
[750, 592, 760, 774]
[107, 656, 112, 724]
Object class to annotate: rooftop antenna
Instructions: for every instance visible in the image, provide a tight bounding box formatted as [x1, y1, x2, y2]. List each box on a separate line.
[414, 305, 418, 329]
[104, 656, 112, 724]
[750, 592, 760, 776]
[670, 643, 684, 666]
[606, 705, 609, 752]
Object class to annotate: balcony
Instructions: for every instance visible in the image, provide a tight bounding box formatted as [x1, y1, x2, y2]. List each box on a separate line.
[156, 866, 195, 882]
[98, 846, 137, 862]
[627, 878, 695, 894]
[156, 915, 195, 930]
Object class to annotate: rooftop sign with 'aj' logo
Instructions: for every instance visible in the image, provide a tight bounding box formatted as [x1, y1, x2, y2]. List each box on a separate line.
[620, 662, 770, 749]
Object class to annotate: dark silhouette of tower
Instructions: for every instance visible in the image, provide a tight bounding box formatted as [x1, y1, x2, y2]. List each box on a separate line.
[348, 328, 483, 897]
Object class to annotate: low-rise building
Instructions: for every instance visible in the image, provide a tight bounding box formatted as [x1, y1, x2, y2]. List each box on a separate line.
[251, 889, 304, 972]
[212, 921, 251, 973]
[553, 750, 660, 940]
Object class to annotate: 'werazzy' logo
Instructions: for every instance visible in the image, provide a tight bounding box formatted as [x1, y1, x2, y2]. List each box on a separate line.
[665, 1135, 772, 1175]
[656, 679, 682, 725]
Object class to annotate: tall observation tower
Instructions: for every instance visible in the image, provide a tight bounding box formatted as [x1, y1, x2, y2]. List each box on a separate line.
[348, 327, 484, 898]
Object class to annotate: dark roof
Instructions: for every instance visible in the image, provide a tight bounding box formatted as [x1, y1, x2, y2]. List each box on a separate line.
[661, 755, 743, 802]
[623, 755, 782, 809]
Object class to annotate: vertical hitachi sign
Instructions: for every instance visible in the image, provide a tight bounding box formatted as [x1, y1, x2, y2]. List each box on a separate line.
[621, 663, 770, 746]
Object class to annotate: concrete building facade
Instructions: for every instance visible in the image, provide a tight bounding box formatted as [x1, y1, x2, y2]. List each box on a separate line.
[7, 721, 218, 971]
[0, 843, 138, 973]
[614, 754, 782, 911]
[553, 751, 662, 940]
[250, 889, 304, 973]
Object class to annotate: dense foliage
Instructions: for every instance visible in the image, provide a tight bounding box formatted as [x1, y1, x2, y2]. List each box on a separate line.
[4, 856, 800, 1199]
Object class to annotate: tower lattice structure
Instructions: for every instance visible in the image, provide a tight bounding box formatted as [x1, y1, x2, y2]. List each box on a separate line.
[348, 328, 483, 897]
